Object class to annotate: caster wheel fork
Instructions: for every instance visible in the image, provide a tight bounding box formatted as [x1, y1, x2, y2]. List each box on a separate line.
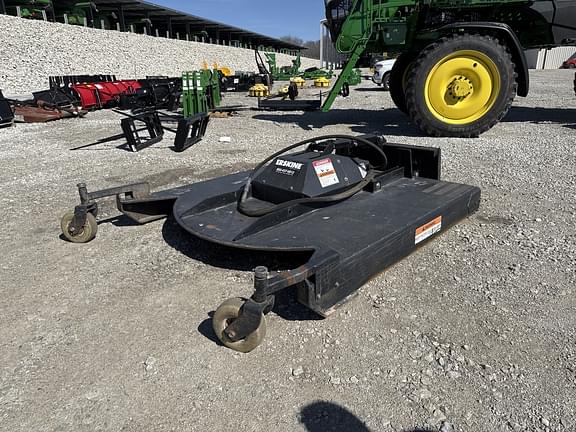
[212, 297, 268, 353]
[212, 266, 274, 353]
[60, 210, 98, 243]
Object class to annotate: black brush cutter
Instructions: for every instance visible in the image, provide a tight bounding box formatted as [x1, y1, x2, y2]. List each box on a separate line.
[60, 134, 480, 352]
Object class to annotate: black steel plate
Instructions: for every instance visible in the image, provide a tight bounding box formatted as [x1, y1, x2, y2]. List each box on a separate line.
[172, 171, 480, 260]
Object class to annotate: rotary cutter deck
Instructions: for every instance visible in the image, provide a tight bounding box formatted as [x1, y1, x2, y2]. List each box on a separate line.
[61, 134, 480, 352]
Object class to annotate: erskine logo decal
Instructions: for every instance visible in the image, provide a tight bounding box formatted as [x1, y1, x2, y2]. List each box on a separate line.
[275, 159, 303, 170]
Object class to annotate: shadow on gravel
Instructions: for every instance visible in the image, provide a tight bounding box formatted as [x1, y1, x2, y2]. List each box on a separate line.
[404, 430, 435, 432]
[252, 108, 422, 137]
[300, 402, 371, 432]
[58, 214, 140, 242]
[353, 87, 389, 92]
[299, 401, 435, 432]
[253, 106, 576, 136]
[161, 216, 323, 323]
[160, 216, 312, 273]
[96, 215, 142, 227]
[70, 140, 172, 152]
[503, 106, 576, 126]
[197, 312, 223, 347]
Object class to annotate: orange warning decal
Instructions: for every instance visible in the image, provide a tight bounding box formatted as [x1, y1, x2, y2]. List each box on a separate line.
[313, 158, 340, 188]
[317, 170, 336, 177]
[415, 216, 442, 244]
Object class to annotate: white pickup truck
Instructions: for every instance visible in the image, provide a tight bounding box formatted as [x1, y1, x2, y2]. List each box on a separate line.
[371, 59, 396, 90]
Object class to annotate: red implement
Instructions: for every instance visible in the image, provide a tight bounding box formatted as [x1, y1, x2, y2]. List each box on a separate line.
[72, 80, 142, 110]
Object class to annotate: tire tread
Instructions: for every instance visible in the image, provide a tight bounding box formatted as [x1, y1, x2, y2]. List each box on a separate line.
[405, 34, 517, 138]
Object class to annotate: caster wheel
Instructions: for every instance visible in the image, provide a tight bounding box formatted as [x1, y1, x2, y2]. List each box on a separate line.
[212, 297, 266, 353]
[60, 211, 98, 243]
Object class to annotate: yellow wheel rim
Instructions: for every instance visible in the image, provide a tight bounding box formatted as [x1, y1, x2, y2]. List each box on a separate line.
[424, 50, 501, 125]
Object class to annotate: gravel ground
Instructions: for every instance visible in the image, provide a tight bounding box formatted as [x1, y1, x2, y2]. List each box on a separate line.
[0, 70, 575, 432]
[0, 14, 316, 95]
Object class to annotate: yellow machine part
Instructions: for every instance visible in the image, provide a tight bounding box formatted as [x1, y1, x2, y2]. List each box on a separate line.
[213, 63, 234, 77]
[249, 84, 270, 97]
[314, 77, 331, 87]
[202, 61, 234, 76]
[424, 50, 501, 125]
[278, 85, 290, 95]
[290, 77, 306, 88]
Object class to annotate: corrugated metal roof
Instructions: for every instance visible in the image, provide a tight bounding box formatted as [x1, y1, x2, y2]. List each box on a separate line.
[93, 0, 305, 50]
[1, 0, 305, 51]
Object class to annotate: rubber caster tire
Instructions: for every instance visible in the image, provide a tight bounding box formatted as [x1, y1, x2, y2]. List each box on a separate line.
[212, 298, 266, 353]
[60, 211, 98, 243]
[404, 34, 516, 137]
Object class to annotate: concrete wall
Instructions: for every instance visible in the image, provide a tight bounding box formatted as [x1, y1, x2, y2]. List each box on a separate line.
[0, 14, 318, 95]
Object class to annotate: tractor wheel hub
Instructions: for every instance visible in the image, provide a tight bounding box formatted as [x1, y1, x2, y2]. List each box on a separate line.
[449, 77, 473, 98]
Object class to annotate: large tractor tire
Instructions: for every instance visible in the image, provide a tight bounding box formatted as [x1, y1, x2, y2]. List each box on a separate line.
[405, 34, 517, 137]
[389, 52, 416, 114]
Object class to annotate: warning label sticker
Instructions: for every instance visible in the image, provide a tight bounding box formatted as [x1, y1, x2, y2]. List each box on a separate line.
[415, 216, 442, 245]
[313, 158, 339, 188]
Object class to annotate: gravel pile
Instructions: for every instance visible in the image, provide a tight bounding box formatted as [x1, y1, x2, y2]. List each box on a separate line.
[0, 70, 574, 432]
[0, 14, 317, 95]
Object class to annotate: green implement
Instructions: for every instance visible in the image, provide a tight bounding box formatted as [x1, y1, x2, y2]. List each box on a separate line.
[264, 52, 334, 81]
[182, 70, 221, 118]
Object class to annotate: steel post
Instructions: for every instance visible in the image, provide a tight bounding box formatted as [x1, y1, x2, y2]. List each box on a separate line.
[118, 5, 126, 32]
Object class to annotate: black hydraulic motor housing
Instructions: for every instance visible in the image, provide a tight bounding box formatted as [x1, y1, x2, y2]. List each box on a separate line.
[251, 151, 368, 204]
[237, 135, 391, 217]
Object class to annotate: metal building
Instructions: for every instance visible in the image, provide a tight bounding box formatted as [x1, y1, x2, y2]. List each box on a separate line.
[320, 19, 345, 69]
[526, 47, 576, 69]
[0, 0, 304, 54]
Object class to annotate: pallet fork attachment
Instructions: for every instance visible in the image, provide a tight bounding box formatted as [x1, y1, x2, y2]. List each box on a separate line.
[173, 113, 211, 152]
[120, 111, 164, 152]
[88, 110, 210, 153]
